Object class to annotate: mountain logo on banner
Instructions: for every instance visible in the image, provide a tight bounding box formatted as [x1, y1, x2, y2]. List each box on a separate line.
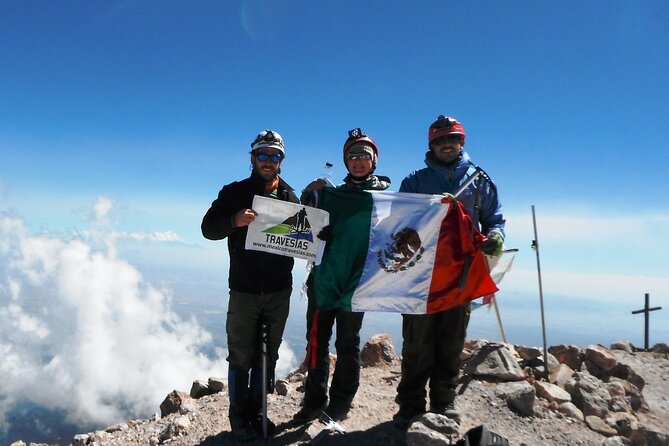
[262, 207, 314, 242]
[376, 227, 425, 273]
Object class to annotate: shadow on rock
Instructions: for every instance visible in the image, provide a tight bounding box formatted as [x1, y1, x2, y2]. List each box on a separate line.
[199, 422, 311, 446]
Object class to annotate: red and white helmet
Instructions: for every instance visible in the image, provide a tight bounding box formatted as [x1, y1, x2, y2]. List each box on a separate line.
[343, 128, 378, 157]
[428, 115, 466, 146]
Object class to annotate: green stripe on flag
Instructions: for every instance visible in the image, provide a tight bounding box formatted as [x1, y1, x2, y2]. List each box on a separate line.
[314, 188, 373, 311]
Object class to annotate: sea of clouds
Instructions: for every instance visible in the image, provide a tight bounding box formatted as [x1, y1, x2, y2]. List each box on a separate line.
[0, 199, 295, 443]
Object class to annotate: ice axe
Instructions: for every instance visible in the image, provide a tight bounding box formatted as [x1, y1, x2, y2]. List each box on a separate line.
[307, 412, 347, 445]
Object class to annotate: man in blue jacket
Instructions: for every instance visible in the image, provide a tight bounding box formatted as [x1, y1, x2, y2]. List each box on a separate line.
[201, 129, 299, 441]
[394, 115, 505, 428]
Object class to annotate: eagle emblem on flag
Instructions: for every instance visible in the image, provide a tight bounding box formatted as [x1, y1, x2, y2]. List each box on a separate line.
[376, 227, 425, 273]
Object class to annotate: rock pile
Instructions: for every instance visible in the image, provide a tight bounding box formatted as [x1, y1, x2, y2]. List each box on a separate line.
[402, 339, 668, 446]
[466, 341, 666, 444]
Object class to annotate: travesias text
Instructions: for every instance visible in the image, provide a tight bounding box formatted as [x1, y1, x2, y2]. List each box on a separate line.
[264, 234, 309, 250]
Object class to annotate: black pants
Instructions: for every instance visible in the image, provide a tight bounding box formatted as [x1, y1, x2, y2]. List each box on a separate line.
[396, 304, 471, 412]
[303, 274, 364, 411]
[226, 288, 291, 425]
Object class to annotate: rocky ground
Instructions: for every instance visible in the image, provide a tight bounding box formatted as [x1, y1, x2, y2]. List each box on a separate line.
[12, 338, 669, 446]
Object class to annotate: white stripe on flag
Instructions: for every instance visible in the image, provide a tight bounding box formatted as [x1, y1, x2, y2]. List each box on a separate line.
[350, 191, 450, 313]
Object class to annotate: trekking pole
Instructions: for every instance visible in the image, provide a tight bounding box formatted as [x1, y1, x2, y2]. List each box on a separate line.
[261, 322, 269, 439]
[531, 206, 549, 380]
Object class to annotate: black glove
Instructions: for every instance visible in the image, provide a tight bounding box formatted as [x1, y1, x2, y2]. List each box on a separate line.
[481, 232, 503, 256]
[317, 225, 333, 242]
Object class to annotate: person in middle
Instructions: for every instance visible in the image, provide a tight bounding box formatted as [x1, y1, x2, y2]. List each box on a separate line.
[293, 128, 391, 423]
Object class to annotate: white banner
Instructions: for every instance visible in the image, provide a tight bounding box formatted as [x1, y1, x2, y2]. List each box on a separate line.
[485, 249, 517, 284]
[245, 195, 330, 264]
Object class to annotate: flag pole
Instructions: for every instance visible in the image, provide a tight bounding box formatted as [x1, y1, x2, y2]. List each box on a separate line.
[491, 296, 507, 343]
[531, 205, 549, 380]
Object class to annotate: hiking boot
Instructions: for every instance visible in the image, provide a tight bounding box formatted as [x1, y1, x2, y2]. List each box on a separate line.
[230, 420, 258, 442]
[292, 402, 326, 424]
[250, 414, 277, 438]
[430, 402, 462, 424]
[393, 407, 425, 429]
[323, 403, 349, 422]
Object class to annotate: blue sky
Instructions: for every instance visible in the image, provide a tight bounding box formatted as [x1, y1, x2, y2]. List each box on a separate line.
[1, 0, 669, 442]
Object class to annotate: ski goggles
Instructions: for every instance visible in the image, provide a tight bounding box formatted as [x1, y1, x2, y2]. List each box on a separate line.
[254, 151, 284, 163]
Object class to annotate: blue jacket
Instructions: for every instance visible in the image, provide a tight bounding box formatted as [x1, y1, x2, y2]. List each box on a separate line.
[400, 151, 505, 238]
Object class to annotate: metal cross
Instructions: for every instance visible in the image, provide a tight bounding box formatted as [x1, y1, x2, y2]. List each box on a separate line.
[631, 293, 662, 351]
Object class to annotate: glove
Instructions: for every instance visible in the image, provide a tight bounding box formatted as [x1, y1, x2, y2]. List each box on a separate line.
[481, 232, 504, 256]
[442, 192, 458, 202]
[317, 225, 333, 242]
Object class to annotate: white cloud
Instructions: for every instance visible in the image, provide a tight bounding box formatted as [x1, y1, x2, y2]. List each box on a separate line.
[78, 196, 187, 247]
[120, 230, 184, 243]
[276, 341, 298, 379]
[501, 207, 669, 279]
[483, 207, 669, 329]
[77, 230, 187, 245]
[92, 196, 114, 224]
[0, 213, 234, 432]
[503, 267, 669, 306]
[504, 208, 668, 244]
[2, 303, 49, 339]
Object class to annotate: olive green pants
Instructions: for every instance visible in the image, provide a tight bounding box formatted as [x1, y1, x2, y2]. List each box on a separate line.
[226, 288, 291, 371]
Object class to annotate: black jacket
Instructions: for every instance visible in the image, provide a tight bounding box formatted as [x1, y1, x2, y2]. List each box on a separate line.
[202, 172, 299, 293]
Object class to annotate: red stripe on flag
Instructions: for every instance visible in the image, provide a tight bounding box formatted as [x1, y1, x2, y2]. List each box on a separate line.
[426, 198, 498, 314]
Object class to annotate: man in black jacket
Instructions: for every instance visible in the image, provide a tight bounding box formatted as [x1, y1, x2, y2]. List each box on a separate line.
[201, 129, 299, 441]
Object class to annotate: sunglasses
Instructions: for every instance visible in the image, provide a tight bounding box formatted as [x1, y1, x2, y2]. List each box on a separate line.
[346, 152, 372, 161]
[255, 151, 284, 163]
[432, 135, 463, 145]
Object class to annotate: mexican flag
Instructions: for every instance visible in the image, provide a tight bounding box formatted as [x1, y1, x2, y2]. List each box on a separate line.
[313, 188, 498, 314]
